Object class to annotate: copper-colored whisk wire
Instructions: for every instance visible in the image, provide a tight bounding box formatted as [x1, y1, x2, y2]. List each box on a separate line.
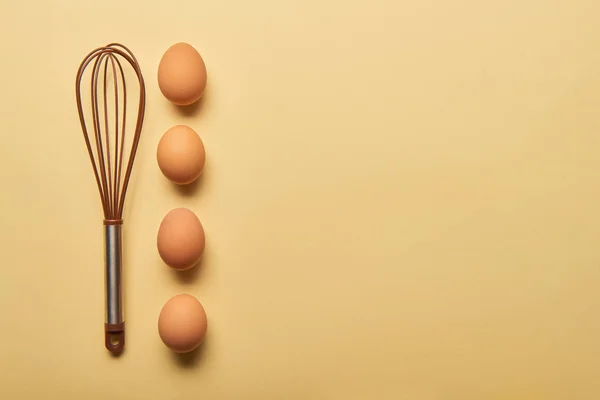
[75, 44, 146, 223]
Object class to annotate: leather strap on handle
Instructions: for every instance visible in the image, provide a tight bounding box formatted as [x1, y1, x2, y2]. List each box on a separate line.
[105, 322, 125, 355]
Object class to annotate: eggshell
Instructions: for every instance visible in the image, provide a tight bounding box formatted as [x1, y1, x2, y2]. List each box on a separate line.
[158, 294, 207, 353]
[158, 42, 207, 106]
[157, 125, 205, 185]
[157, 208, 205, 270]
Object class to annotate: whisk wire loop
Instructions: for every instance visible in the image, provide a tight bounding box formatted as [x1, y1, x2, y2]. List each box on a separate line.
[75, 44, 146, 222]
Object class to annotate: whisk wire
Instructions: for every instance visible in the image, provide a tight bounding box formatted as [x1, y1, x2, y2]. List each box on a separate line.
[91, 53, 110, 217]
[75, 44, 145, 222]
[117, 67, 145, 218]
[116, 56, 127, 217]
[101, 54, 114, 216]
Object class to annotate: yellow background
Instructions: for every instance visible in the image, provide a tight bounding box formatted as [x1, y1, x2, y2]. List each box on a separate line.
[1, 0, 600, 398]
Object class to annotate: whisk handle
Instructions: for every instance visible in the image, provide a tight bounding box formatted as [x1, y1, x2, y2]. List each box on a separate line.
[104, 222, 124, 354]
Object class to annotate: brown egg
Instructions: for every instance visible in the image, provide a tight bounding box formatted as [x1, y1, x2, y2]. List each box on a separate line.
[157, 125, 205, 185]
[157, 42, 207, 106]
[158, 294, 207, 353]
[157, 208, 205, 270]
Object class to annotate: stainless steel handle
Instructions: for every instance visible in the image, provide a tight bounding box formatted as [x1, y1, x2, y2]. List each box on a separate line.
[104, 224, 125, 354]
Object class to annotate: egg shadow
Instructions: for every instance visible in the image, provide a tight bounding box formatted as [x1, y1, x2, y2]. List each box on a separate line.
[172, 254, 206, 284]
[172, 173, 205, 197]
[170, 88, 207, 118]
[171, 339, 207, 368]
